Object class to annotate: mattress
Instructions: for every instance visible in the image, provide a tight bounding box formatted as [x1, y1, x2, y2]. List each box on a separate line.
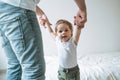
[45, 52, 120, 80]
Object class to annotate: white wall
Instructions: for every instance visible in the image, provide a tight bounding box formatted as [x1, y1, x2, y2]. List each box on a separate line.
[0, 0, 120, 69]
[40, 0, 120, 56]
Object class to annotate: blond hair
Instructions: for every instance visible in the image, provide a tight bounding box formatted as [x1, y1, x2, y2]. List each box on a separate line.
[55, 19, 73, 33]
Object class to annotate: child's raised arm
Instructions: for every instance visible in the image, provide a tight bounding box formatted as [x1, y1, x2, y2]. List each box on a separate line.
[38, 13, 56, 40]
[46, 25, 57, 40]
[73, 25, 83, 45]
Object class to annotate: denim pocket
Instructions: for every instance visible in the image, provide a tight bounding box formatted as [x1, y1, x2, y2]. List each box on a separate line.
[4, 17, 25, 54]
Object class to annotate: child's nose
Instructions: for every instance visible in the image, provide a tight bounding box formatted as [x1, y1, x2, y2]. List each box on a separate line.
[62, 31, 66, 34]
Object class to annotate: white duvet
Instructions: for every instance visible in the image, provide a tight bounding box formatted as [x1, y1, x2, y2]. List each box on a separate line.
[45, 52, 120, 80]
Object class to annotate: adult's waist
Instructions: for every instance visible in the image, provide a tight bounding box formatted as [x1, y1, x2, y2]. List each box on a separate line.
[0, 0, 38, 11]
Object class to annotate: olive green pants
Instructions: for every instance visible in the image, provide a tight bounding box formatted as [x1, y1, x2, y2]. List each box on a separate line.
[58, 65, 80, 80]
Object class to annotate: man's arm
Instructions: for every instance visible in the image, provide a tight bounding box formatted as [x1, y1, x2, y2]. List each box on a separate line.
[36, 6, 51, 27]
[74, 0, 86, 11]
[74, 0, 87, 27]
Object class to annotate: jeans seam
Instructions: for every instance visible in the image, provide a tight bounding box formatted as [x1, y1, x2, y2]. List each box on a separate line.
[16, 17, 25, 53]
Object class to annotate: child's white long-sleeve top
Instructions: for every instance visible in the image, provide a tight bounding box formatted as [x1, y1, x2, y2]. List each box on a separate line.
[56, 37, 78, 68]
[0, 0, 40, 11]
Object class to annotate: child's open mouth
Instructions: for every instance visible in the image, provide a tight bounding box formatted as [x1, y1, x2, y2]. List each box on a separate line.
[62, 36, 67, 39]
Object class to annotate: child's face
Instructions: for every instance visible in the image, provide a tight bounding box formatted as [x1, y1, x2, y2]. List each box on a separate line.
[57, 23, 72, 42]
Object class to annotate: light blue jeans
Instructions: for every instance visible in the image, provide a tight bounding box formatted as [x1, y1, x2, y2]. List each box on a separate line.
[0, 1, 45, 80]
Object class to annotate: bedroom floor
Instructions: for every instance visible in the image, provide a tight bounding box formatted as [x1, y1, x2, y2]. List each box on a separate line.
[0, 70, 6, 80]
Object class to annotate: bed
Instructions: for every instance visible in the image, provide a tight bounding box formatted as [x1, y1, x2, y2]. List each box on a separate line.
[45, 52, 120, 80]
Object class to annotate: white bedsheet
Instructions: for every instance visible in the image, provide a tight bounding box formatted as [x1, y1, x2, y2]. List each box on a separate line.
[45, 52, 120, 80]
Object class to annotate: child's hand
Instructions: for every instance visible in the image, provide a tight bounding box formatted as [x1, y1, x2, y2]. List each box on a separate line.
[74, 16, 84, 29]
[39, 14, 52, 28]
[74, 10, 87, 27]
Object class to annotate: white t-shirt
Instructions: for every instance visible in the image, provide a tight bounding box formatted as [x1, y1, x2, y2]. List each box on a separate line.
[56, 37, 78, 68]
[0, 0, 40, 11]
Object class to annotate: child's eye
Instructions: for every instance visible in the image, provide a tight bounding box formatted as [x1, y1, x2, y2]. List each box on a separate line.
[65, 29, 68, 32]
[59, 30, 62, 33]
